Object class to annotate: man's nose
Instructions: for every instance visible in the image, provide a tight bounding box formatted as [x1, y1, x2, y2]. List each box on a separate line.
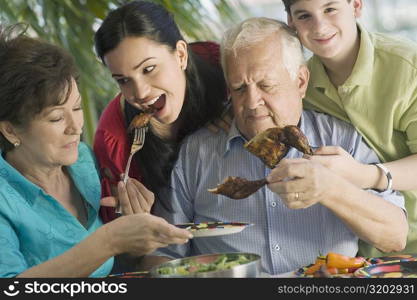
[245, 85, 264, 109]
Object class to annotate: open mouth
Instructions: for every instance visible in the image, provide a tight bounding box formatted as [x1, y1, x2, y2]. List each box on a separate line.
[143, 94, 166, 112]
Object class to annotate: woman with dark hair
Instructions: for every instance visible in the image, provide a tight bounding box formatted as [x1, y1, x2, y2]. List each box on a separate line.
[94, 1, 228, 221]
[0, 25, 191, 277]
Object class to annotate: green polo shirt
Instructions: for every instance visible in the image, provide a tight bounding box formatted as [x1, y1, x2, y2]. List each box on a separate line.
[304, 23, 417, 258]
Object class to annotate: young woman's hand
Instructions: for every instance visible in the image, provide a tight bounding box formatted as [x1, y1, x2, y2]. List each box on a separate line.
[100, 178, 154, 214]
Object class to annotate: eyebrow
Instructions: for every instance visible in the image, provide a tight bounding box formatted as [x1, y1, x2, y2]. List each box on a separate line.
[44, 95, 82, 115]
[111, 57, 155, 78]
[292, 1, 339, 16]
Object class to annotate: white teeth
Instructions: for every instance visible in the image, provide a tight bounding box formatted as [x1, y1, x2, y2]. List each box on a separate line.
[144, 95, 161, 106]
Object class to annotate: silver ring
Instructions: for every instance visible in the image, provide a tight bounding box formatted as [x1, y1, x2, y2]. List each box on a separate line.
[295, 192, 299, 200]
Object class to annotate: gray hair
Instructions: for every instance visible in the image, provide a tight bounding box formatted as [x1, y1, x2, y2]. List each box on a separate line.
[220, 17, 305, 80]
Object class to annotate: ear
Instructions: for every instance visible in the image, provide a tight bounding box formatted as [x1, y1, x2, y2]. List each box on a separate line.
[0, 121, 19, 145]
[175, 40, 188, 71]
[352, 0, 363, 18]
[297, 65, 310, 99]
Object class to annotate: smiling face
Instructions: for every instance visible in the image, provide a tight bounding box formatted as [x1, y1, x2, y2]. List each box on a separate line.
[103, 36, 188, 124]
[10, 79, 84, 167]
[288, 0, 362, 62]
[225, 35, 309, 140]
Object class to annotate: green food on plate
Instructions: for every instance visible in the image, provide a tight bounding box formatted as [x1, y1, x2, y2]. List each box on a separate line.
[157, 254, 250, 275]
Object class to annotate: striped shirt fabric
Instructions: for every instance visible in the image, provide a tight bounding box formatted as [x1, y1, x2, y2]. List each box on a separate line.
[153, 110, 405, 275]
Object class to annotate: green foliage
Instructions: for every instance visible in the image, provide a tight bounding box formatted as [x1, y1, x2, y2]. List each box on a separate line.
[0, 0, 246, 145]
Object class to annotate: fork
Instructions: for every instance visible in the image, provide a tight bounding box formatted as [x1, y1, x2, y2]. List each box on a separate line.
[116, 126, 147, 214]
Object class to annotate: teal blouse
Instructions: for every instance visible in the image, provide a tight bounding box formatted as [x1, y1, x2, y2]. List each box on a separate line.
[0, 142, 113, 277]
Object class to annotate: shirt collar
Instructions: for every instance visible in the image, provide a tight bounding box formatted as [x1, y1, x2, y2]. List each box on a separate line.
[223, 111, 320, 156]
[223, 120, 246, 156]
[345, 23, 374, 86]
[67, 164, 100, 212]
[0, 144, 100, 212]
[0, 151, 41, 205]
[309, 23, 374, 88]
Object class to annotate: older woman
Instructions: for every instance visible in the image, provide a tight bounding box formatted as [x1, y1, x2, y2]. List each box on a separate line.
[93, 1, 228, 220]
[0, 26, 191, 278]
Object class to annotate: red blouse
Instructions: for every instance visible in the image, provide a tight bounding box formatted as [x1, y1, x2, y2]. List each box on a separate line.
[94, 41, 221, 223]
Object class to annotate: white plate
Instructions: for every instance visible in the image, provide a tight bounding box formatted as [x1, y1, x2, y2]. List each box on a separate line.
[176, 222, 252, 238]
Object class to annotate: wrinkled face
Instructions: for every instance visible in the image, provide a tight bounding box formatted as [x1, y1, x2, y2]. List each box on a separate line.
[13, 79, 84, 167]
[288, 0, 362, 61]
[225, 35, 309, 140]
[104, 36, 188, 124]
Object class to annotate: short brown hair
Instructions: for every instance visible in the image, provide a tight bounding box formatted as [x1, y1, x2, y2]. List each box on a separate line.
[282, 0, 352, 14]
[0, 24, 78, 152]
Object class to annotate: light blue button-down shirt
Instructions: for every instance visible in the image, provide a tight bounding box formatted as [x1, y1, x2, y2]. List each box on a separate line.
[0, 142, 114, 277]
[154, 110, 405, 275]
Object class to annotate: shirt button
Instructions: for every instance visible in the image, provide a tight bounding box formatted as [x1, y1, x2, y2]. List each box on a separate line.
[271, 202, 277, 207]
[274, 244, 280, 251]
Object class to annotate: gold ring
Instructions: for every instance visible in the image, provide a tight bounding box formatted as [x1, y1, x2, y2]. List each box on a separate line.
[295, 192, 299, 200]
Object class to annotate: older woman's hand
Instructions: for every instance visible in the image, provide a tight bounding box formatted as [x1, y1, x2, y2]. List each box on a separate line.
[104, 213, 192, 256]
[100, 178, 154, 215]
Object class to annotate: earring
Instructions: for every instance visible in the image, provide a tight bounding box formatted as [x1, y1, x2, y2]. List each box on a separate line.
[181, 64, 187, 71]
[13, 141, 20, 147]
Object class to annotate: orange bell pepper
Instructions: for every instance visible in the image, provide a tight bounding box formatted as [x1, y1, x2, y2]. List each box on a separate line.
[326, 252, 365, 269]
[304, 255, 326, 275]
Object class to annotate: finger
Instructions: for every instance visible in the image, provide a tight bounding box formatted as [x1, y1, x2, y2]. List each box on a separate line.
[216, 119, 231, 132]
[158, 224, 193, 240]
[126, 179, 144, 213]
[279, 192, 309, 209]
[157, 234, 190, 245]
[117, 181, 133, 215]
[100, 196, 118, 207]
[283, 200, 307, 210]
[130, 179, 154, 213]
[132, 179, 155, 209]
[206, 123, 219, 133]
[314, 146, 343, 155]
[303, 154, 331, 164]
[148, 216, 193, 240]
[267, 159, 308, 182]
[267, 177, 307, 194]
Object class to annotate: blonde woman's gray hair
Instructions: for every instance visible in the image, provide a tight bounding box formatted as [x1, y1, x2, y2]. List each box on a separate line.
[220, 17, 304, 81]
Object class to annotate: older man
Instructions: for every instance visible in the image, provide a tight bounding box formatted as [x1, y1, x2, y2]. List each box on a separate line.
[150, 18, 407, 274]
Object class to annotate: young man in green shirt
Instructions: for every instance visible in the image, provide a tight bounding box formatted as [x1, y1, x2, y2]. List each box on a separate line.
[283, 0, 417, 258]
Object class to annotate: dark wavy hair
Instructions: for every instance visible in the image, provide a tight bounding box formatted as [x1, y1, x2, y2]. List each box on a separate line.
[0, 24, 78, 152]
[94, 1, 227, 208]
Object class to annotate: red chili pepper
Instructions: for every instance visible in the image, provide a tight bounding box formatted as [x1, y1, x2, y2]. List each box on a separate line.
[326, 252, 366, 269]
